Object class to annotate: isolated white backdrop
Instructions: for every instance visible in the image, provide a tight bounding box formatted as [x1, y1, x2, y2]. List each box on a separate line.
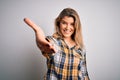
[0, 0, 120, 80]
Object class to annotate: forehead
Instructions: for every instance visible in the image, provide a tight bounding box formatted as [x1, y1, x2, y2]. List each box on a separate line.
[61, 16, 74, 23]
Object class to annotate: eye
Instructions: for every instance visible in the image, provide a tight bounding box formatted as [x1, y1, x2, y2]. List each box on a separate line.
[61, 21, 66, 25]
[70, 23, 74, 27]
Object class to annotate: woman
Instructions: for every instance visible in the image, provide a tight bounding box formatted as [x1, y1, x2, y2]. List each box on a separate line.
[24, 8, 90, 80]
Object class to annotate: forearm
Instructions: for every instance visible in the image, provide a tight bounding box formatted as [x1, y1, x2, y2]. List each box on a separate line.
[24, 18, 56, 54]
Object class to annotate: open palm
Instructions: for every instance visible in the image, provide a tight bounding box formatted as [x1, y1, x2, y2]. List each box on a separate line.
[24, 18, 56, 53]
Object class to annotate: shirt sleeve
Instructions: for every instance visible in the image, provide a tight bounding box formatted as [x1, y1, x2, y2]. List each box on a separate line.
[80, 50, 90, 80]
[41, 36, 58, 59]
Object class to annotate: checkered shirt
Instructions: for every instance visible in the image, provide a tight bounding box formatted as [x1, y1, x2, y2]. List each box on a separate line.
[42, 36, 90, 80]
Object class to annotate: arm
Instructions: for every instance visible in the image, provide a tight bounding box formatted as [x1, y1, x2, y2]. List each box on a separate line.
[80, 51, 90, 80]
[24, 18, 56, 53]
[24, 18, 45, 42]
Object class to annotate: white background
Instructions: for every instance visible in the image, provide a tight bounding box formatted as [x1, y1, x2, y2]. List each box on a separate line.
[0, 0, 120, 80]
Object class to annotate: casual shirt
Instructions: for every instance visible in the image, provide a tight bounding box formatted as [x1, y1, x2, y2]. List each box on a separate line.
[42, 36, 90, 80]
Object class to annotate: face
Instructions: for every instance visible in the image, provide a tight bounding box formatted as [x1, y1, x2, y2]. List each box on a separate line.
[60, 16, 75, 39]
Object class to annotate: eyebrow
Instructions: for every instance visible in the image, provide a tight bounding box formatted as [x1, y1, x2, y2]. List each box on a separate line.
[61, 19, 74, 24]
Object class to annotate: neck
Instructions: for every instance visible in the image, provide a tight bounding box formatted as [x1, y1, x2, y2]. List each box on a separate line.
[63, 37, 76, 48]
[63, 37, 73, 42]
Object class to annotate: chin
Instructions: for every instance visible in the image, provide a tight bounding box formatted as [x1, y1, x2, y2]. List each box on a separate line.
[63, 35, 72, 38]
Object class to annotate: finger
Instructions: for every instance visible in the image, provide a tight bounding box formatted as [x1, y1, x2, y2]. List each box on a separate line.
[36, 38, 56, 53]
[45, 38, 50, 42]
[24, 18, 37, 28]
[50, 49, 56, 53]
[43, 44, 56, 53]
[48, 43, 57, 53]
[24, 18, 41, 33]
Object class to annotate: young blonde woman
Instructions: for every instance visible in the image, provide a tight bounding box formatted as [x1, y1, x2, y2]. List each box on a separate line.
[24, 8, 90, 80]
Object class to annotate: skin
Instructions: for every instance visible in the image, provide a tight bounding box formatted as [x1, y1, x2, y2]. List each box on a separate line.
[60, 17, 89, 80]
[24, 18, 56, 53]
[24, 16, 76, 52]
[24, 17, 89, 80]
[60, 16, 76, 48]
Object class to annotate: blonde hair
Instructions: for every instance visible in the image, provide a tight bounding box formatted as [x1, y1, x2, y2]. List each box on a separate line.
[53, 8, 85, 49]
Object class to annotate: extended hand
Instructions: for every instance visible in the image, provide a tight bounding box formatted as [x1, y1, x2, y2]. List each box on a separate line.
[24, 18, 56, 53]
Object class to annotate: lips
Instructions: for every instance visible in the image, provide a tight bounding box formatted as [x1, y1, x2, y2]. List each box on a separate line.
[63, 29, 72, 34]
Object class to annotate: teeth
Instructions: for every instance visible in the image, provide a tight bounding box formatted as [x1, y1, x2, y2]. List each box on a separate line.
[64, 30, 71, 33]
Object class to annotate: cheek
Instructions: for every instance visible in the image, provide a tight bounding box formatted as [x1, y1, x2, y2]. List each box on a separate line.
[59, 25, 63, 34]
[59, 24, 65, 32]
[71, 27, 75, 32]
[72, 27, 75, 31]
[60, 24, 65, 29]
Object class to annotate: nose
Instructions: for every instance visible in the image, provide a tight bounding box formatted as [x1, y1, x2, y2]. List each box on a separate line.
[66, 24, 70, 29]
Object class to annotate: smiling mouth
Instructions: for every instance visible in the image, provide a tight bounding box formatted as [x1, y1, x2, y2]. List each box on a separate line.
[63, 29, 72, 34]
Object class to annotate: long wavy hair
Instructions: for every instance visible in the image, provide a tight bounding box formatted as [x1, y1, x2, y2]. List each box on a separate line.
[53, 8, 84, 49]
